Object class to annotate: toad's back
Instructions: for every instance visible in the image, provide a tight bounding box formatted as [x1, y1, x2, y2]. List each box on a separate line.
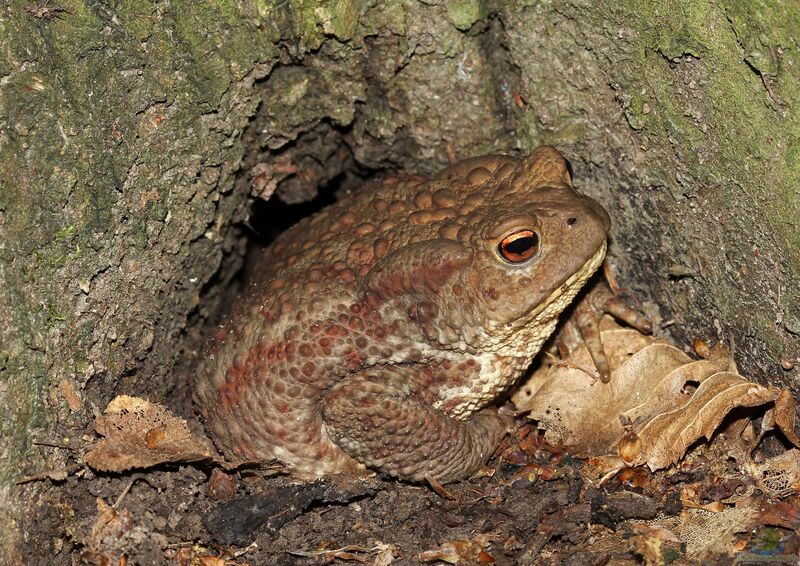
[194, 147, 610, 482]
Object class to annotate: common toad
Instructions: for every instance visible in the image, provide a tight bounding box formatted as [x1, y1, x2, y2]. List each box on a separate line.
[194, 146, 610, 483]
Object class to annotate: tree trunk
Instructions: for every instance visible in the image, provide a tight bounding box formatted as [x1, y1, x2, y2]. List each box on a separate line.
[1, 0, 797, 561]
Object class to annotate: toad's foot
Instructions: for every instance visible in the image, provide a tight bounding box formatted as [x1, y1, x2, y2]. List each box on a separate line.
[559, 276, 652, 383]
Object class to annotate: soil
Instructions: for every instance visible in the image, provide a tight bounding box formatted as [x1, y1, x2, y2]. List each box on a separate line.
[18, 419, 800, 565]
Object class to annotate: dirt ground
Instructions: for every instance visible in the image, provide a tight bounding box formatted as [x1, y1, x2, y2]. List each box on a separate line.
[18, 411, 800, 565]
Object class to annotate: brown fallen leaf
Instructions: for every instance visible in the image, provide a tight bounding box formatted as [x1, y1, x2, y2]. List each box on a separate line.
[764, 389, 800, 446]
[86, 395, 219, 472]
[78, 498, 134, 565]
[514, 327, 712, 456]
[372, 543, 398, 566]
[592, 502, 763, 562]
[418, 533, 496, 564]
[513, 319, 800, 477]
[629, 523, 680, 543]
[619, 372, 788, 470]
[290, 543, 397, 564]
[59, 377, 83, 412]
[757, 497, 800, 530]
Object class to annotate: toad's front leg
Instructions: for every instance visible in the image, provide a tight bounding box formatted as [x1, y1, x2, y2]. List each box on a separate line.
[322, 365, 510, 484]
[559, 279, 652, 382]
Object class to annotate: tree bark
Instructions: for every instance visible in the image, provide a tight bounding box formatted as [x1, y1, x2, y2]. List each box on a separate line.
[1, 0, 798, 561]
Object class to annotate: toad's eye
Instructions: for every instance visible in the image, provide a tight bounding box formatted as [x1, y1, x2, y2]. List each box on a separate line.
[498, 230, 539, 263]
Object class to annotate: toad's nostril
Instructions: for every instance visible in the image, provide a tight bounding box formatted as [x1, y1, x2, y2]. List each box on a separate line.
[567, 217, 577, 227]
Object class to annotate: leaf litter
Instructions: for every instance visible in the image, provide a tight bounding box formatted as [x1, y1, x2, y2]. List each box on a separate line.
[513, 318, 799, 476]
[511, 317, 800, 561]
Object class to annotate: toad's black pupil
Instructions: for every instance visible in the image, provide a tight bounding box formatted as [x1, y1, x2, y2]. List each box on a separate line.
[504, 234, 538, 255]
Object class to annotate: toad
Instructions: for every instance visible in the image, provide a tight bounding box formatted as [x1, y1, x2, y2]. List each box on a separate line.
[194, 146, 612, 483]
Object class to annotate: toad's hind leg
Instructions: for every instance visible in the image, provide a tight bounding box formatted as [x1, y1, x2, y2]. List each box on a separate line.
[321, 365, 510, 484]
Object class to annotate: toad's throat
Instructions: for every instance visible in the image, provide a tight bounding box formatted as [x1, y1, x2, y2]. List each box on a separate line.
[486, 239, 607, 353]
[441, 241, 607, 419]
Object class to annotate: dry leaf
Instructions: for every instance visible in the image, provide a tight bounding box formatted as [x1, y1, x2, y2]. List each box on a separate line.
[78, 498, 134, 565]
[91, 498, 132, 547]
[637, 506, 759, 560]
[513, 327, 656, 409]
[766, 390, 800, 446]
[86, 395, 218, 472]
[620, 372, 785, 469]
[514, 320, 800, 474]
[757, 498, 800, 530]
[290, 543, 396, 564]
[372, 542, 398, 566]
[592, 503, 762, 562]
[629, 523, 680, 543]
[745, 449, 800, 497]
[418, 533, 496, 564]
[514, 328, 709, 456]
[678, 507, 759, 558]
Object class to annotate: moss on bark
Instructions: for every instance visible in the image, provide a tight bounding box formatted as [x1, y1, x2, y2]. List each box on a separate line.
[1, 0, 798, 562]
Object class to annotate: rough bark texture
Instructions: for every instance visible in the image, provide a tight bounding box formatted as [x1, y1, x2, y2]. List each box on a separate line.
[1, 0, 798, 561]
